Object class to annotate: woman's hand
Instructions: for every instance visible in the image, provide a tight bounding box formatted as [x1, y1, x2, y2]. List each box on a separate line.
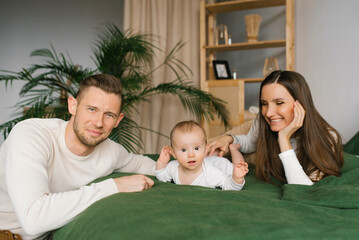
[278, 100, 305, 152]
[206, 134, 234, 157]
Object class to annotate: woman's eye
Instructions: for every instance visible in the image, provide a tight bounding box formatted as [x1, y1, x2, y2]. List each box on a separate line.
[276, 102, 284, 105]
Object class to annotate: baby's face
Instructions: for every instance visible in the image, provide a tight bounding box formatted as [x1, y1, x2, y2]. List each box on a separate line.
[172, 127, 207, 172]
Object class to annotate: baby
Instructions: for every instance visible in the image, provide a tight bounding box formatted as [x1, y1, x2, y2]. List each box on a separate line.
[155, 120, 248, 190]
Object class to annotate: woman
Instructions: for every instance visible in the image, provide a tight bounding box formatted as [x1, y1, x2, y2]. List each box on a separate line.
[207, 70, 343, 185]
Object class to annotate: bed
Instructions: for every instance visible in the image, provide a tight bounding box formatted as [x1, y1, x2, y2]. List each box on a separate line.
[52, 133, 359, 240]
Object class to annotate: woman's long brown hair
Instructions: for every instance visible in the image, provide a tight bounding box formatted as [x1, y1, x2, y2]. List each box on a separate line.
[256, 71, 343, 183]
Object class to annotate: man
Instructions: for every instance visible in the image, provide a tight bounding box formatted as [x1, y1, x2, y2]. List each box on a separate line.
[0, 74, 155, 240]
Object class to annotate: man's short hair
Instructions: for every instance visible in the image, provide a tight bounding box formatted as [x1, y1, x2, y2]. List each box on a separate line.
[76, 74, 124, 112]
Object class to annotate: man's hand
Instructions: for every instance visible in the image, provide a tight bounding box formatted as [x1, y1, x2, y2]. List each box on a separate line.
[114, 175, 154, 193]
[156, 145, 172, 170]
[232, 158, 249, 185]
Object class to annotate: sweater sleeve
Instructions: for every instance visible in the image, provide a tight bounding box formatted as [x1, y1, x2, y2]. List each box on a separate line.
[205, 158, 244, 191]
[154, 161, 177, 182]
[222, 176, 245, 191]
[4, 122, 119, 236]
[232, 118, 259, 153]
[112, 143, 156, 176]
[279, 149, 313, 185]
[205, 156, 233, 175]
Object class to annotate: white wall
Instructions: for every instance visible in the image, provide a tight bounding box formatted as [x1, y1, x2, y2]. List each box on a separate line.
[296, 0, 359, 143]
[0, 0, 124, 145]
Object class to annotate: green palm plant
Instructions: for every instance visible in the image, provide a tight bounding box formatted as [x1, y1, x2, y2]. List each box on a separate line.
[0, 23, 229, 152]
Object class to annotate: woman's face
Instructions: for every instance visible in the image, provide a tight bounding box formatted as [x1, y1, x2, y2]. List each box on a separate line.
[260, 83, 295, 132]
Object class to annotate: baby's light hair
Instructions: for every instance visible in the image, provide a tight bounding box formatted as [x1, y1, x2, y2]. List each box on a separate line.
[170, 120, 207, 147]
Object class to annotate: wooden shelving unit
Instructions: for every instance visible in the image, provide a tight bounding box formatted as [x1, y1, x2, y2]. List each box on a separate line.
[200, 0, 295, 138]
[205, 39, 286, 52]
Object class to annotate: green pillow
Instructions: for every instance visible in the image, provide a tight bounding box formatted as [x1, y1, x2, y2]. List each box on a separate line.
[343, 131, 359, 155]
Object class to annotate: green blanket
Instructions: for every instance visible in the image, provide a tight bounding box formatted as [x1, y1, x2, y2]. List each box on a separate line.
[343, 131, 359, 155]
[53, 153, 359, 240]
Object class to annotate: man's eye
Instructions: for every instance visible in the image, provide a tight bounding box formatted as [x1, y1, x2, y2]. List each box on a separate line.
[181, 149, 186, 152]
[106, 113, 115, 118]
[88, 108, 95, 112]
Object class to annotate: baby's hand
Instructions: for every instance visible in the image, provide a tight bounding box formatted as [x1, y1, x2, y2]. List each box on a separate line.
[232, 158, 249, 184]
[156, 145, 172, 170]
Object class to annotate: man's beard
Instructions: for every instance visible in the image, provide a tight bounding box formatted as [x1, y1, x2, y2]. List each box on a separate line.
[73, 118, 107, 147]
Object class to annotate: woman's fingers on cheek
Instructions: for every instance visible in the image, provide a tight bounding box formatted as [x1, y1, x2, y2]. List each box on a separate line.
[298, 104, 305, 123]
[295, 103, 303, 126]
[297, 101, 305, 118]
[297, 104, 304, 116]
[298, 109, 303, 126]
[299, 109, 305, 122]
[301, 109, 306, 123]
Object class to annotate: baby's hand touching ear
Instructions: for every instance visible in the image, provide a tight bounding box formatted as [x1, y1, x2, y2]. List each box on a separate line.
[156, 145, 172, 170]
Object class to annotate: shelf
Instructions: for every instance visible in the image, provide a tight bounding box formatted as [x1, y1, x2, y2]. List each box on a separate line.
[208, 78, 263, 87]
[205, 39, 286, 52]
[206, 0, 286, 14]
[199, 0, 295, 138]
[209, 110, 257, 126]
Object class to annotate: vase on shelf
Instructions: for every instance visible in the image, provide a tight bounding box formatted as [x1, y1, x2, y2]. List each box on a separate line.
[216, 24, 228, 45]
[263, 57, 279, 77]
[245, 14, 262, 42]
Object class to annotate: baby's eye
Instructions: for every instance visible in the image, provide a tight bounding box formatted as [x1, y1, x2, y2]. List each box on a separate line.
[195, 147, 199, 150]
[181, 149, 186, 152]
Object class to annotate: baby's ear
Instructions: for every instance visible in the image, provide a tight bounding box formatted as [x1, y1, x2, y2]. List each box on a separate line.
[168, 146, 175, 157]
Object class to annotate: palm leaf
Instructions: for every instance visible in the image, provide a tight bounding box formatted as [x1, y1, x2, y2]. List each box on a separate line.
[110, 116, 144, 153]
[0, 23, 230, 152]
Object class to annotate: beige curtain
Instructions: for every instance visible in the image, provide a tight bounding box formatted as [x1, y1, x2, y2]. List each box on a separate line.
[123, 0, 201, 154]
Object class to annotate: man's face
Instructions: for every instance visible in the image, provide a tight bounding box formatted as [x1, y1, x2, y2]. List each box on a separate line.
[69, 86, 123, 148]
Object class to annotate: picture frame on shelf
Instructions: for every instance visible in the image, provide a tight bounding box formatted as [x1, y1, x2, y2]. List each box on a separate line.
[213, 60, 231, 79]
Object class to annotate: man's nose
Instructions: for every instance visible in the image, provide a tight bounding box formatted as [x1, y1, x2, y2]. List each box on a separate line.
[93, 114, 104, 127]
